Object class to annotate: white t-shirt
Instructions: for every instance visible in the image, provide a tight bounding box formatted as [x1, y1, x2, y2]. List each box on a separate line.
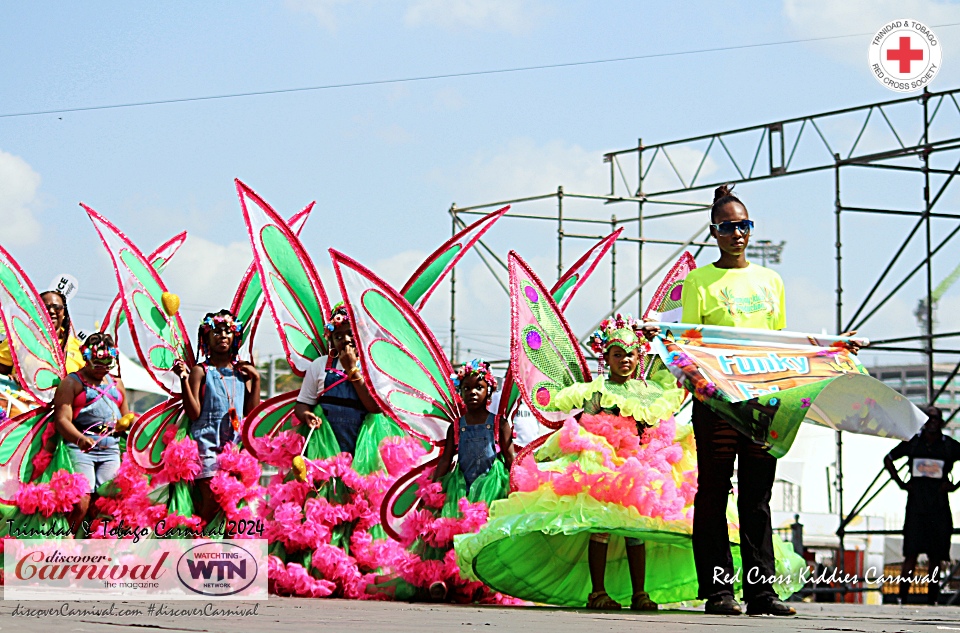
[297, 356, 330, 406]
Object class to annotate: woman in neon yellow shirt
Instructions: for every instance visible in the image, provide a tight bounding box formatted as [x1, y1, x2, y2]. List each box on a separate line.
[0, 289, 84, 377]
[681, 185, 794, 617]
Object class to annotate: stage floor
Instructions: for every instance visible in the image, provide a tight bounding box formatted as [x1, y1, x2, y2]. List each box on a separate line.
[1, 596, 957, 632]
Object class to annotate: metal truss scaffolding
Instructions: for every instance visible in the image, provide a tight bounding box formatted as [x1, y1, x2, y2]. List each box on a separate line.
[448, 87, 960, 570]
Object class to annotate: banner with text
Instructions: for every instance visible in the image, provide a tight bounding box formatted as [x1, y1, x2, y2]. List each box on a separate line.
[651, 324, 926, 458]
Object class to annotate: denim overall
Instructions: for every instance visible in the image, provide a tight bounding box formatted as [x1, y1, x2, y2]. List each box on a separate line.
[66, 373, 122, 491]
[318, 361, 366, 455]
[458, 412, 498, 492]
[190, 364, 245, 479]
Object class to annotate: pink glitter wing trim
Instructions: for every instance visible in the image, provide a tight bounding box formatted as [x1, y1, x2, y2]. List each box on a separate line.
[230, 202, 314, 363]
[643, 251, 696, 323]
[509, 251, 590, 428]
[0, 246, 66, 402]
[553, 227, 623, 312]
[400, 206, 509, 311]
[84, 205, 195, 394]
[331, 249, 460, 445]
[0, 405, 55, 503]
[101, 231, 187, 344]
[236, 179, 330, 376]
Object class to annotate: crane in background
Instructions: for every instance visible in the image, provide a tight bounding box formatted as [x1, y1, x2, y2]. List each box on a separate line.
[915, 260, 960, 352]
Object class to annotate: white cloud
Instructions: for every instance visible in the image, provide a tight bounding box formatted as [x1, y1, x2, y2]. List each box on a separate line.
[160, 235, 252, 319]
[372, 249, 428, 289]
[0, 149, 43, 246]
[378, 123, 414, 145]
[433, 87, 466, 111]
[783, 0, 960, 64]
[285, 0, 354, 31]
[437, 138, 606, 202]
[404, 0, 542, 34]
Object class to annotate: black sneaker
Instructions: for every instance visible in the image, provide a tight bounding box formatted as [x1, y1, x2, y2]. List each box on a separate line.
[746, 597, 796, 616]
[704, 594, 742, 615]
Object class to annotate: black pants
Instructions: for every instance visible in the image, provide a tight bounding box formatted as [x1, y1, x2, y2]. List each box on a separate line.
[692, 400, 778, 601]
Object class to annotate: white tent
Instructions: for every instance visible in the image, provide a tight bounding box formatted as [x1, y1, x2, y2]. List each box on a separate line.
[117, 351, 166, 396]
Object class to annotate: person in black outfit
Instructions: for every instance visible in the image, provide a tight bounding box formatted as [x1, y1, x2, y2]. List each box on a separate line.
[884, 407, 960, 605]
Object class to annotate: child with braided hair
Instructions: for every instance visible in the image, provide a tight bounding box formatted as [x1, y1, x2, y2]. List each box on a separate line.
[433, 360, 514, 501]
[174, 309, 260, 522]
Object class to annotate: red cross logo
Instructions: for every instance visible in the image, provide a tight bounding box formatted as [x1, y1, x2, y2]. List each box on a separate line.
[886, 36, 924, 73]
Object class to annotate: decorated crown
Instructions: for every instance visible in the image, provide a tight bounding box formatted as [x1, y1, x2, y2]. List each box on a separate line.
[588, 313, 642, 357]
[452, 358, 498, 392]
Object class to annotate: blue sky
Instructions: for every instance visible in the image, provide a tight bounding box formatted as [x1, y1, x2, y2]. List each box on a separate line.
[3, 0, 960, 373]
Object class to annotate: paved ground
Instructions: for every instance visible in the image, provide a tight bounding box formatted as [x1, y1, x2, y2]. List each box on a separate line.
[0, 595, 958, 633]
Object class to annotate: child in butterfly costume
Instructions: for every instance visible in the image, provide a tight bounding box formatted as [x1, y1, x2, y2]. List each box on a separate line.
[533, 315, 691, 610]
[175, 310, 261, 523]
[262, 303, 405, 599]
[432, 360, 514, 507]
[455, 253, 805, 609]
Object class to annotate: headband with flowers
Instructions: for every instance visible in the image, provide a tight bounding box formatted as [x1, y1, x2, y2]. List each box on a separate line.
[201, 313, 243, 336]
[198, 311, 243, 358]
[589, 313, 642, 373]
[324, 302, 350, 339]
[452, 358, 498, 393]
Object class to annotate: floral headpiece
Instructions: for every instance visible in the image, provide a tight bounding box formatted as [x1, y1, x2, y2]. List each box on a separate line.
[325, 302, 349, 339]
[452, 358, 498, 392]
[198, 311, 243, 358]
[81, 333, 119, 368]
[200, 313, 243, 336]
[589, 313, 642, 373]
[589, 313, 642, 356]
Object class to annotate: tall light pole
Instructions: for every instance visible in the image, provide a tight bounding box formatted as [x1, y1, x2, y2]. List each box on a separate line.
[747, 240, 786, 267]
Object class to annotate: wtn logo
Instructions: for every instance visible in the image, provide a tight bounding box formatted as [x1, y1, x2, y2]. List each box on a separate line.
[185, 559, 248, 581]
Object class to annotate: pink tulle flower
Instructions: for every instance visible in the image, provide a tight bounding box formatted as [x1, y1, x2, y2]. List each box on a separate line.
[379, 436, 428, 477]
[153, 436, 201, 485]
[256, 430, 305, 468]
[16, 470, 90, 517]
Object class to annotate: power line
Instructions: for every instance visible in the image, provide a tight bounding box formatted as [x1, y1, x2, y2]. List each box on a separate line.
[4, 24, 958, 120]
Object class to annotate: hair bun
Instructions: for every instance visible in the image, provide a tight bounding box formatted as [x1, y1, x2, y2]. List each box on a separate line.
[713, 183, 734, 202]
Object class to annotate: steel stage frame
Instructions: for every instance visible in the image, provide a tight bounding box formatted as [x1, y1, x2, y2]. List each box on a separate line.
[447, 88, 960, 591]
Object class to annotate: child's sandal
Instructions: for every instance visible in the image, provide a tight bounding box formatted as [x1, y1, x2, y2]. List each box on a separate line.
[630, 591, 658, 611]
[586, 590, 622, 610]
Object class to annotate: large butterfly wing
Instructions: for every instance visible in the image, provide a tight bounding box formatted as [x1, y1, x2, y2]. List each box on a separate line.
[553, 228, 623, 311]
[332, 250, 459, 445]
[0, 246, 66, 401]
[237, 180, 330, 376]
[102, 231, 188, 342]
[240, 390, 300, 462]
[509, 251, 590, 427]
[641, 251, 697, 378]
[127, 398, 189, 473]
[401, 206, 509, 311]
[231, 203, 315, 363]
[643, 251, 696, 322]
[500, 230, 623, 427]
[0, 405, 55, 503]
[85, 206, 195, 394]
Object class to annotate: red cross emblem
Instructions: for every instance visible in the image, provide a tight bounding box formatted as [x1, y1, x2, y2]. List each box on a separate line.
[886, 36, 924, 73]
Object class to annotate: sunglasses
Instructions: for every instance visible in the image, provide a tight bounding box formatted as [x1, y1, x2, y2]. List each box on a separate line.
[711, 219, 754, 236]
[84, 346, 119, 366]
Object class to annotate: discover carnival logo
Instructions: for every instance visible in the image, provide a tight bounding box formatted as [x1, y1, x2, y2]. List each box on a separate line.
[4, 539, 267, 600]
[870, 19, 942, 93]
